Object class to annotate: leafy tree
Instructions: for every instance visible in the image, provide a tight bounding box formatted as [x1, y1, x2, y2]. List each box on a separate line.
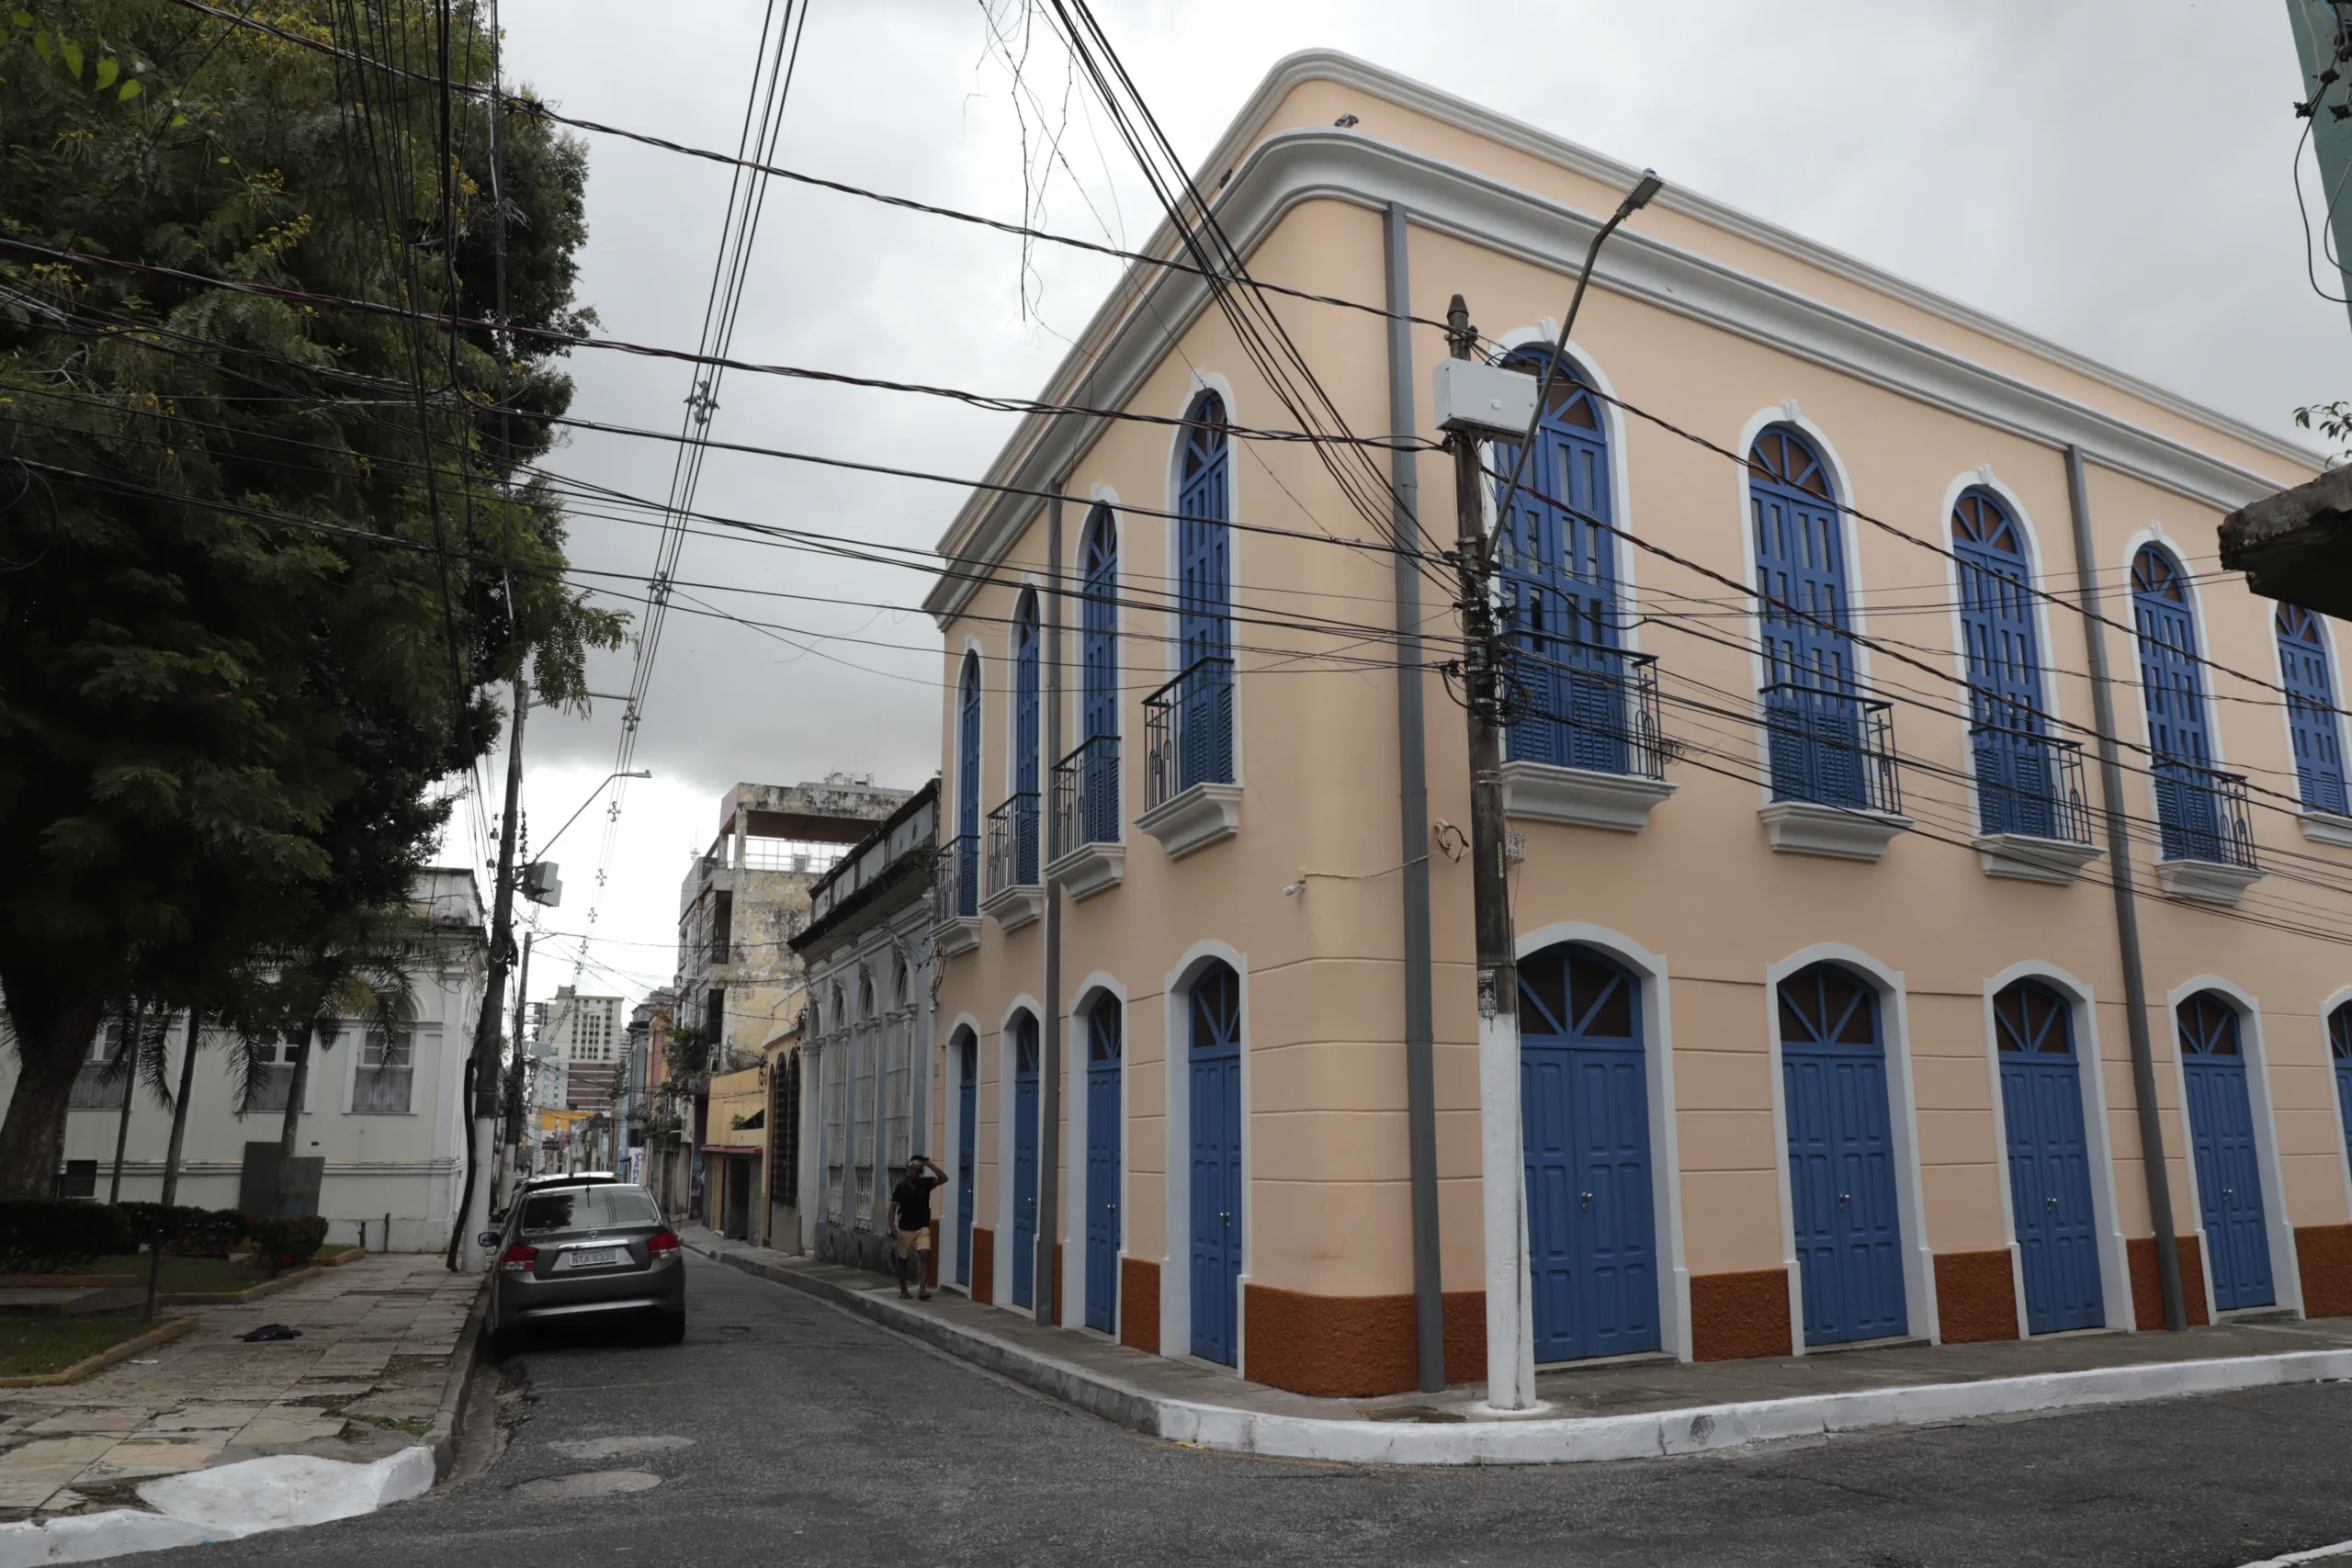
[0, 0, 622, 1195]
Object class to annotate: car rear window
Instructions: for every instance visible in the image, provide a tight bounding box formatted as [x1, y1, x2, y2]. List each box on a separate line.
[519, 1187, 662, 1234]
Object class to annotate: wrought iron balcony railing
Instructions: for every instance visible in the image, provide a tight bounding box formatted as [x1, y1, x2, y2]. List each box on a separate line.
[933, 832, 979, 924]
[1144, 656, 1235, 810]
[986, 793, 1042, 897]
[1969, 723, 2092, 844]
[1760, 682, 1902, 816]
[2153, 757, 2257, 869]
[1503, 640, 1667, 780]
[1052, 733, 1121, 857]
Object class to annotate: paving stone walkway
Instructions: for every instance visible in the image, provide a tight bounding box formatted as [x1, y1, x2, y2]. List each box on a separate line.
[0, 1252, 481, 1519]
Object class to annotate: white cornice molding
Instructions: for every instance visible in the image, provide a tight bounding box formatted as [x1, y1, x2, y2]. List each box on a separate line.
[925, 56, 2313, 622]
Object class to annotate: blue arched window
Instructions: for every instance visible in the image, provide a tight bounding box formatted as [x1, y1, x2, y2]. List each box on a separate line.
[954, 651, 980, 916]
[1953, 490, 2070, 840]
[2131, 546, 2238, 864]
[1071, 505, 1121, 846]
[1493, 350, 1641, 775]
[1156, 391, 1234, 802]
[1751, 428, 1890, 811]
[1007, 591, 1041, 885]
[2277, 604, 2348, 816]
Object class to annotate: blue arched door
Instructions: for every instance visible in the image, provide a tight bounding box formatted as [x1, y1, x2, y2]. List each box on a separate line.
[1494, 352, 1627, 773]
[1084, 1000, 1123, 1334]
[1177, 394, 1235, 792]
[2331, 1003, 2352, 1190]
[1994, 980, 2104, 1333]
[1010, 1014, 1040, 1309]
[1012, 594, 1042, 882]
[1188, 962, 1243, 1365]
[2132, 547, 2225, 861]
[2278, 604, 2349, 815]
[1518, 944, 1658, 1361]
[1079, 507, 1121, 845]
[1953, 491, 2058, 837]
[956, 1032, 977, 1287]
[956, 655, 981, 915]
[1750, 428, 1865, 807]
[1780, 964, 1908, 1346]
[2177, 991, 2273, 1311]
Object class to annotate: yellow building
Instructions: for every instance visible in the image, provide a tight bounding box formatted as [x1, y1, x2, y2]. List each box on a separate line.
[921, 51, 2343, 1401]
[703, 1063, 769, 1244]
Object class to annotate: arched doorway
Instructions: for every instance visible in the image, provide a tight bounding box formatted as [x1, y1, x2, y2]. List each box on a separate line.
[2177, 990, 2273, 1310]
[1187, 961, 1243, 1365]
[954, 1030, 977, 1288]
[1010, 1012, 1041, 1309]
[1084, 997, 1123, 1334]
[1779, 962, 1908, 1345]
[1518, 942, 1658, 1361]
[1993, 979, 2104, 1332]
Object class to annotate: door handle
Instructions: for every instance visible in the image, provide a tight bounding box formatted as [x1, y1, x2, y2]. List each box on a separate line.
[1838, 1192, 1851, 1208]
[2045, 1195, 2058, 1211]
[1579, 1191, 1593, 1212]
[2223, 1188, 2234, 1200]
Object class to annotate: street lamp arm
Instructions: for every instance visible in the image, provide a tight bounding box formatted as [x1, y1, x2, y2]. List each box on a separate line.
[534, 769, 651, 860]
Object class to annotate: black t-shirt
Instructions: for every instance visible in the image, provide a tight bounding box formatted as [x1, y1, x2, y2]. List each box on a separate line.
[892, 1173, 943, 1229]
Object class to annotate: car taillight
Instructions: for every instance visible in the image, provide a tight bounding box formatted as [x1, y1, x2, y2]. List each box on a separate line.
[500, 1244, 537, 1272]
[647, 1231, 680, 1260]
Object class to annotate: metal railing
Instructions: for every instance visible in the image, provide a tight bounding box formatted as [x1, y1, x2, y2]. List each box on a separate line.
[1503, 641, 1668, 779]
[933, 832, 979, 923]
[1052, 733, 1121, 856]
[2153, 756, 2258, 869]
[1145, 656, 1235, 810]
[986, 793, 1041, 897]
[1760, 682, 1903, 816]
[1969, 723, 2092, 844]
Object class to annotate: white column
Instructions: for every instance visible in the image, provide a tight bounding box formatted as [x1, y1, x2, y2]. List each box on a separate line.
[1478, 1005, 1534, 1410]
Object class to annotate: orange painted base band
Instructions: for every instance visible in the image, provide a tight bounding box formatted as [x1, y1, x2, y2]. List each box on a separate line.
[1237, 1284, 1487, 1398]
[2296, 1224, 2352, 1318]
[1119, 1257, 1159, 1354]
[1690, 1268, 1792, 1360]
[970, 1227, 994, 1306]
[2128, 1235, 2210, 1327]
[1933, 1249, 2019, 1343]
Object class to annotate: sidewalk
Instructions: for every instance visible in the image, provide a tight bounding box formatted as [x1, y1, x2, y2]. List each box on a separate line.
[0, 1252, 483, 1519]
[684, 1228, 2352, 1465]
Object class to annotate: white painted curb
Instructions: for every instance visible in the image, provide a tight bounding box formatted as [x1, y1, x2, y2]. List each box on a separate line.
[1149, 1348, 2352, 1466]
[0, 1445, 434, 1566]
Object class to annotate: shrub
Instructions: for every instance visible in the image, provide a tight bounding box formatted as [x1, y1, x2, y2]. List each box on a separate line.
[243, 1214, 330, 1274]
[0, 1199, 136, 1274]
[115, 1204, 249, 1256]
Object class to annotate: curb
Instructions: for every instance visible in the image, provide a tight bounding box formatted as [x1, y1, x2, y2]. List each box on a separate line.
[0, 1315, 197, 1389]
[158, 1263, 329, 1307]
[427, 1274, 492, 1483]
[687, 1237, 2352, 1466]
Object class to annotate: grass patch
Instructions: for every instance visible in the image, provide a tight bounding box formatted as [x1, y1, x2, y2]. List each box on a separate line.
[45, 1254, 267, 1293]
[0, 1318, 159, 1378]
[317, 1245, 358, 1262]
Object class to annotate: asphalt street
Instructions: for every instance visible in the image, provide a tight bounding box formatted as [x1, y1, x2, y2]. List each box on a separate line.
[131, 1252, 2352, 1568]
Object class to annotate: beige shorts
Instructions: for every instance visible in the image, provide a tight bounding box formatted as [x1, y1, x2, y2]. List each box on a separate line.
[896, 1226, 933, 1259]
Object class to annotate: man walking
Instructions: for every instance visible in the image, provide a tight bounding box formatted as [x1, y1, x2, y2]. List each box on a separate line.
[888, 1155, 948, 1300]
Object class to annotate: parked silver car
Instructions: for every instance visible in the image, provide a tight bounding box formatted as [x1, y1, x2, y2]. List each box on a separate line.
[481, 1181, 684, 1354]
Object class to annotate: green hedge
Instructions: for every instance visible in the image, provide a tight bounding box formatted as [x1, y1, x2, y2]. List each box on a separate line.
[244, 1215, 329, 1273]
[115, 1203, 248, 1256]
[0, 1200, 135, 1274]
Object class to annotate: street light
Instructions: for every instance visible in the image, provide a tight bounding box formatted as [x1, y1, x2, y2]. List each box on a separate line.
[534, 769, 652, 860]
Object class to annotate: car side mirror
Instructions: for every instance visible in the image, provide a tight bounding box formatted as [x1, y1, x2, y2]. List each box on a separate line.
[477, 1230, 500, 1247]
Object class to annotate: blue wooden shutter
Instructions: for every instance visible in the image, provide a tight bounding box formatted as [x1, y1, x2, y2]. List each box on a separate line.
[1777, 963, 1908, 1346]
[1993, 980, 2104, 1333]
[956, 654, 980, 915]
[1952, 490, 2056, 836]
[1496, 355, 1626, 773]
[2177, 992, 2274, 1310]
[1178, 394, 1234, 790]
[2131, 547, 2222, 859]
[1080, 508, 1121, 843]
[1012, 594, 1041, 881]
[1750, 430, 1865, 807]
[1187, 962, 1243, 1365]
[2277, 604, 2349, 815]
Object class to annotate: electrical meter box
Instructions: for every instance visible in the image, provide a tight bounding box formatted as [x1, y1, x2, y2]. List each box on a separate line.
[1430, 357, 1539, 438]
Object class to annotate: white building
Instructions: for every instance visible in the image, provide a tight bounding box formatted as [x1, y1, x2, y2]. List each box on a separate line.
[2, 869, 490, 1252]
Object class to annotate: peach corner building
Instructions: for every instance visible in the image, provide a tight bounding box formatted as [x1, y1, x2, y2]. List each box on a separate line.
[915, 51, 2352, 1400]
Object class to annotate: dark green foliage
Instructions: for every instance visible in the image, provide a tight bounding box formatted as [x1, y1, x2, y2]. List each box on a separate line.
[0, 0, 623, 1194]
[0, 1198, 136, 1273]
[116, 1201, 245, 1254]
[243, 1213, 329, 1272]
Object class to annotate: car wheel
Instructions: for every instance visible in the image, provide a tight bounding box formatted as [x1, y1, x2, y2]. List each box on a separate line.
[652, 1312, 685, 1346]
[489, 1323, 515, 1359]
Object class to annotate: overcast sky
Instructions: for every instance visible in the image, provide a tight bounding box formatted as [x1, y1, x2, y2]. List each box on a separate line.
[456, 0, 2349, 1018]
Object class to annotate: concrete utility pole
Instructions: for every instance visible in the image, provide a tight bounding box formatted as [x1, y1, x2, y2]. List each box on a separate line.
[1441, 299, 1535, 1413]
[502, 931, 533, 1213]
[2290, 0, 2352, 327]
[449, 671, 526, 1270]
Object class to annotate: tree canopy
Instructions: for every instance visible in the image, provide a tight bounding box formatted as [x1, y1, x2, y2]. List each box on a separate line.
[0, 0, 623, 1193]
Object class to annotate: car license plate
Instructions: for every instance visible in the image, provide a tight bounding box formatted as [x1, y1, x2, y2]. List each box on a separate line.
[556, 1247, 625, 1270]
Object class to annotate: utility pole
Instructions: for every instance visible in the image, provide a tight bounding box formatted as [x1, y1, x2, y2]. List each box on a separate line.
[449, 671, 526, 1270]
[1442, 297, 1534, 1412]
[502, 931, 533, 1212]
[2290, 0, 2352, 328]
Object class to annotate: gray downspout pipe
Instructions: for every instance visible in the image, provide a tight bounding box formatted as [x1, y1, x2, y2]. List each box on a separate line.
[2064, 445, 2187, 1332]
[1037, 482, 1065, 1326]
[1385, 200, 1446, 1391]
